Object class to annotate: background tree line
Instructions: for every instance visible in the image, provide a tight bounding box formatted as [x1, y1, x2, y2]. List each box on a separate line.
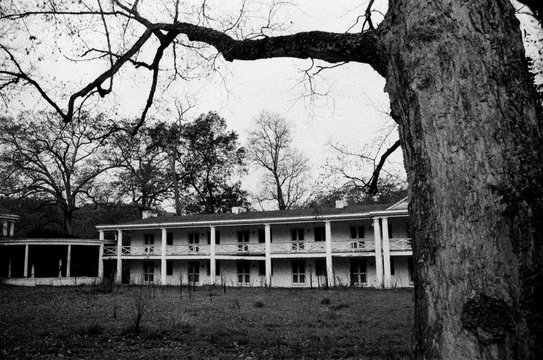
[0, 110, 405, 238]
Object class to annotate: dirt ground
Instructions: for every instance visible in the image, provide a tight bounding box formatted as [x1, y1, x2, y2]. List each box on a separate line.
[0, 285, 414, 359]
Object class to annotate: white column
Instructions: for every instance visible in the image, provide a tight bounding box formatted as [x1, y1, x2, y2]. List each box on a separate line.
[23, 244, 29, 277]
[66, 244, 72, 278]
[116, 230, 122, 284]
[9, 221, 14, 237]
[98, 231, 104, 278]
[382, 217, 391, 289]
[264, 223, 272, 286]
[161, 228, 167, 285]
[8, 256, 12, 278]
[209, 226, 216, 285]
[373, 217, 383, 288]
[325, 221, 334, 287]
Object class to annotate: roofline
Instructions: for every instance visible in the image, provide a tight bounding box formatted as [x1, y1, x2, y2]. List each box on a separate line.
[0, 238, 103, 246]
[0, 214, 20, 220]
[386, 196, 409, 210]
[96, 209, 408, 231]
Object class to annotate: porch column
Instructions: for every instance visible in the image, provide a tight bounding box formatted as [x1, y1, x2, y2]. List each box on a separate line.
[373, 217, 383, 288]
[9, 221, 14, 237]
[325, 221, 334, 287]
[8, 256, 12, 278]
[98, 231, 104, 278]
[116, 230, 122, 284]
[264, 223, 272, 286]
[382, 217, 391, 289]
[209, 226, 216, 285]
[66, 244, 72, 278]
[23, 244, 29, 277]
[161, 228, 167, 285]
[2, 220, 7, 236]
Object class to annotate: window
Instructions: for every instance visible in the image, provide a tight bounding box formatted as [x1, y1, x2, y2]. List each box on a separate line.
[291, 229, 305, 250]
[188, 261, 199, 284]
[350, 226, 365, 239]
[390, 257, 395, 276]
[258, 261, 265, 276]
[315, 259, 327, 277]
[188, 233, 200, 253]
[143, 261, 154, 283]
[314, 226, 325, 242]
[258, 228, 265, 243]
[167, 232, 174, 246]
[350, 226, 365, 250]
[215, 260, 221, 276]
[144, 234, 155, 254]
[292, 260, 306, 284]
[237, 231, 250, 251]
[237, 261, 250, 284]
[350, 259, 367, 286]
[166, 260, 173, 276]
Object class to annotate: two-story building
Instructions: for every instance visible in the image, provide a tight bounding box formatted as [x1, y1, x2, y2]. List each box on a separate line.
[96, 198, 412, 288]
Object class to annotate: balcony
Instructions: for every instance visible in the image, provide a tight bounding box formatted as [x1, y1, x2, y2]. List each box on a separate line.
[102, 238, 411, 258]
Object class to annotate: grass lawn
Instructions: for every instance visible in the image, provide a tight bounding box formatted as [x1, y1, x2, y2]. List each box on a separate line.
[0, 285, 414, 359]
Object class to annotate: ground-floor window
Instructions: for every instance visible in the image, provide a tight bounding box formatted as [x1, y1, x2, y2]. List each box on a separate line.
[166, 260, 173, 276]
[350, 258, 367, 286]
[390, 257, 395, 276]
[143, 261, 154, 283]
[292, 260, 306, 284]
[188, 261, 199, 284]
[237, 261, 250, 284]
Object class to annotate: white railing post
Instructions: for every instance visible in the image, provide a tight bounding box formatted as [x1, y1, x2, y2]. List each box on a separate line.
[116, 230, 122, 284]
[382, 217, 391, 288]
[23, 244, 29, 277]
[161, 228, 167, 285]
[210, 226, 216, 285]
[66, 244, 72, 278]
[98, 231, 104, 278]
[9, 221, 14, 236]
[373, 217, 383, 288]
[325, 221, 334, 287]
[265, 224, 272, 286]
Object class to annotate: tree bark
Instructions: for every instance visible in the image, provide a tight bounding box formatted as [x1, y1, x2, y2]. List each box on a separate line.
[380, 0, 543, 358]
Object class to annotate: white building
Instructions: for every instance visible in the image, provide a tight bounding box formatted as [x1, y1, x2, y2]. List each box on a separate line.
[96, 198, 413, 288]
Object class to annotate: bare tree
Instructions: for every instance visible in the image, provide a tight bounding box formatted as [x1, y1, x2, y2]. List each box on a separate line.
[0, 112, 116, 235]
[248, 112, 309, 210]
[1, 1, 542, 358]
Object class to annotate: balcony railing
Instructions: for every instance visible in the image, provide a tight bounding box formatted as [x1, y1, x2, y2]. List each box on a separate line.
[102, 239, 409, 257]
[332, 240, 375, 253]
[166, 244, 210, 256]
[271, 242, 326, 254]
[389, 238, 411, 251]
[216, 243, 265, 255]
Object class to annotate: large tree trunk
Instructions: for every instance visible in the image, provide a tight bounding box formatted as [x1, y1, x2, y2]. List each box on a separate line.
[381, 0, 543, 358]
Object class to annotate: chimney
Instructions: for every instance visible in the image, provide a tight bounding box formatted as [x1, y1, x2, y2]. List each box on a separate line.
[141, 210, 158, 219]
[231, 206, 247, 214]
[335, 200, 347, 209]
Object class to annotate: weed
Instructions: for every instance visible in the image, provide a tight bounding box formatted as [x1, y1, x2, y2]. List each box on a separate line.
[254, 301, 265, 308]
[321, 297, 331, 305]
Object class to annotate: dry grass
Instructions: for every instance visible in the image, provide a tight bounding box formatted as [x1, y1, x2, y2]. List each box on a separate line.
[0, 285, 414, 359]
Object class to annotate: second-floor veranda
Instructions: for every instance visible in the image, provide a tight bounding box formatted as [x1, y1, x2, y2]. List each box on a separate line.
[100, 214, 412, 259]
